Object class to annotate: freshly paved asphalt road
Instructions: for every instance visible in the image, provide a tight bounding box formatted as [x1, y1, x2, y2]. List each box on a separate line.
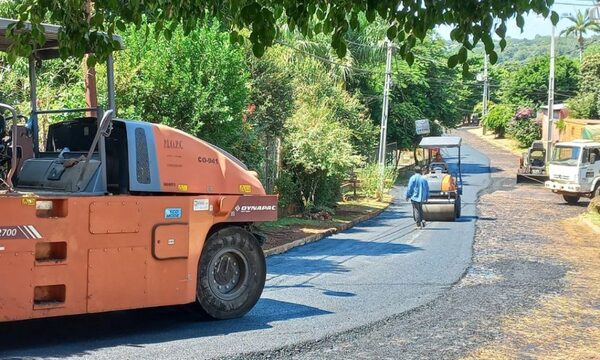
[0, 144, 490, 359]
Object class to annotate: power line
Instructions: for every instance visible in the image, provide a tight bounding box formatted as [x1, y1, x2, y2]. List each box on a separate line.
[276, 39, 583, 104]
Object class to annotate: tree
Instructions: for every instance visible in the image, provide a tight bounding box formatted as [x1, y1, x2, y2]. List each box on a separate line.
[114, 22, 250, 156]
[500, 56, 579, 107]
[285, 99, 361, 207]
[567, 53, 600, 119]
[246, 46, 296, 191]
[482, 103, 514, 137]
[277, 53, 372, 208]
[561, 9, 599, 61]
[508, 107, 541, 147]
[8, 1, 558, 69]
[473, 35, 583, 63]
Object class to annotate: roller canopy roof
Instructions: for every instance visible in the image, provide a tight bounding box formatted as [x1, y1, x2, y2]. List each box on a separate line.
[419, 136, 462, 148]
[0, 18, 123, 59]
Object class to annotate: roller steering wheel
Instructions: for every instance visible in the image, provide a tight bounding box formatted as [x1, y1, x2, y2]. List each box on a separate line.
[3, 114, 29, 126]
[1, 115, 30, 140]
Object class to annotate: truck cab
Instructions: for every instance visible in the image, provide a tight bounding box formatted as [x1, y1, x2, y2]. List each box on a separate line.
[545, 139, 600, 204]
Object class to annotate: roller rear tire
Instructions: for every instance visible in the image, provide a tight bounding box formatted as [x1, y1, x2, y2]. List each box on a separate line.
[194, 227, 266, 319]
[455, 195, 461, 219]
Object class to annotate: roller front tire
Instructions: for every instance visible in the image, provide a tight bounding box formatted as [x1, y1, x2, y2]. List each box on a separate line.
[195, 227, 266, 319]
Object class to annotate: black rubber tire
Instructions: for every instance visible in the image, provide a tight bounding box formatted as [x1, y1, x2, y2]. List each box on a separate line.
[563, 194, 581, 205]
[455, 195, 461, 219]
[593, 184, 600, 199]
[194, 227, 266, 320]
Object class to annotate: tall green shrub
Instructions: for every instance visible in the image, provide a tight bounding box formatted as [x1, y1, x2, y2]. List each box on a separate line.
[483, 104, 514, 137]
[115, 22, 249, 157]
[355, 164, 398, 199]
[285, 102, 362, 206]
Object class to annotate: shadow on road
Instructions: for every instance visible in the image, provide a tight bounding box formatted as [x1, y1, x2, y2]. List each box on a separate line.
[461, 163, 501, 175]
[267, 239, 422, 276]
[555, 200, 591, 208]
[0, 298, 331, 358]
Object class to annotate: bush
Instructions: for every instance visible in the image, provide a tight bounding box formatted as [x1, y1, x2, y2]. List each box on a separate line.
[482, 104, 514, 137]
[303, 203, 335, 219]
[355, 164, 398, 199]
[284, 90, 362, 206]
[313, 174, 344, 208]
[274, 172, 302, 214]
[566, 92, 598, 119]
[115, 22, 249, 155]
[508, 107, 542, 148]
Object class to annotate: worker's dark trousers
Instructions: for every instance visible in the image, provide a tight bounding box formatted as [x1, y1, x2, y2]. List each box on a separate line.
[411, 200, 424, 226]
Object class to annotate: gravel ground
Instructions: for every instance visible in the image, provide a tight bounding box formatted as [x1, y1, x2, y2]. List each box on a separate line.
[235, 128, 591, 360]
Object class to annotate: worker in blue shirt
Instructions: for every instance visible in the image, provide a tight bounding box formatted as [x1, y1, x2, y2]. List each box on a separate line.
[404, 166, 430, 229]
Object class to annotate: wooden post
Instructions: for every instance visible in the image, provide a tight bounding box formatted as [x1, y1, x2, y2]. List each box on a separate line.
[84, 0, 98, 117]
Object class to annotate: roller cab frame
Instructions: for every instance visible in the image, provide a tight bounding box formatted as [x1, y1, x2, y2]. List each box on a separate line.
[418, 136, 463, 222]
[516, 140, 549, 184]
[0, 18, 276, 322]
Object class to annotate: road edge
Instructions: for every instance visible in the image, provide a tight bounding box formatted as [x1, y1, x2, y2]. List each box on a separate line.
[582, 217, 600, 234]
[264, 205, 390, 257]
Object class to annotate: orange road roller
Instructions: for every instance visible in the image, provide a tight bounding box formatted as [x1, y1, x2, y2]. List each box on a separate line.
[0, 18, 276, 322]
[419, 136, 463, 222]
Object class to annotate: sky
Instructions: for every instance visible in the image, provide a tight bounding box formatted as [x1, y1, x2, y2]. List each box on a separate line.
[436, 1, 597, 40]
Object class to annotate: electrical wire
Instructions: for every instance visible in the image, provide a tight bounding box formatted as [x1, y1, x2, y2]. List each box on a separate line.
[276, 38, 582, 107]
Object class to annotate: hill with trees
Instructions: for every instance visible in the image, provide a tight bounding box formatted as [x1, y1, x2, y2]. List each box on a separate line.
[471, 35, 584, 63]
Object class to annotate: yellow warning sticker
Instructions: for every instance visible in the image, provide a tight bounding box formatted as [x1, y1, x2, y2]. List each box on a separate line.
[177, 184, 189, 192]
[21, 197, 36, 206]
[239, 184, 252, 193]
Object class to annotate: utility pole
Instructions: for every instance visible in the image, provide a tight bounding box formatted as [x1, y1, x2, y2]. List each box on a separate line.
[377, 39, 393, 197]
[84, 0, 98, 117]
[546, 24, 556, 163]
[482, 54, 489, 134]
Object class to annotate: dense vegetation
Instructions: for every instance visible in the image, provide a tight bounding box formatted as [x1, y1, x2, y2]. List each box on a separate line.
[473, 35, 584, 64]
[472, 7, 600, 149]
[7, 0, 558, 71]
[3, 1, 600, 213]
[0, 13, 484, 213]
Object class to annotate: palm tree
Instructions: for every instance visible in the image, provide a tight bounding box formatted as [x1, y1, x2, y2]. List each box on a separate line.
[561, 9, 600, 61]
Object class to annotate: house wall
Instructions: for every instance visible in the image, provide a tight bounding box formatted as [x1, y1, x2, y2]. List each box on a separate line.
[559, 119, 600, 142]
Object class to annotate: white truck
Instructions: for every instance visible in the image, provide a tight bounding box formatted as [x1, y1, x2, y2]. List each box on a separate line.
[545, 139, 600, 204]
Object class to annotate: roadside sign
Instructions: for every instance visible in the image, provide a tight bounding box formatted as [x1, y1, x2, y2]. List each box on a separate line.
[415, 119, 431, 135]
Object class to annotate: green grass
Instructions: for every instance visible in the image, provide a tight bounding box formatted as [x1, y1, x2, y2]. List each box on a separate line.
[258, 217, 342, 231]
[582, 211, 600, 227]
[259, 197, 390, 232]
[340, 197, 390, 210]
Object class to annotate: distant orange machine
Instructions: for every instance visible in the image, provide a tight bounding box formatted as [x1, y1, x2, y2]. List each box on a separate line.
[0, 18, 276, 322]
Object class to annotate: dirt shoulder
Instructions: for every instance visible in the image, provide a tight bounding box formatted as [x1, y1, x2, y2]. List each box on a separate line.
[464, 126, 525, 157]
[259, 197, 391, 252]
[247, 128, 598, 359]
[583, 198, 600, 233]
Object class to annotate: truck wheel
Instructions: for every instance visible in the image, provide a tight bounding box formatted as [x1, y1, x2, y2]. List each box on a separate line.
[593, 184, 600, 199]
[195, 227, 266, 319]
[563, 194, 580, 205]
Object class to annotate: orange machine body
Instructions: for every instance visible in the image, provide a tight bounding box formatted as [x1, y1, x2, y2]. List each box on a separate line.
[0, 119, 277, 322]
[440, 174, 457, 193]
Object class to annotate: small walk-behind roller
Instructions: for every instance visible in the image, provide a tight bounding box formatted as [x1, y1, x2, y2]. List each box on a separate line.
[418, 136, 463, 222]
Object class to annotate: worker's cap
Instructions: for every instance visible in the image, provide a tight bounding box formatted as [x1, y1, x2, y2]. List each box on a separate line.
[414, 165, 422, 173]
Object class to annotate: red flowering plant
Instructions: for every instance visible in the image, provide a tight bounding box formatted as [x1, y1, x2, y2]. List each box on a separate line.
[509, 107, 541, 148]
